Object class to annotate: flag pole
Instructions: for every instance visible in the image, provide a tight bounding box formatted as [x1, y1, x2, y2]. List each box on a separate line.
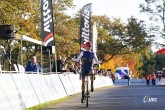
[41, 0, 55, 73]
[41, 45, 43, 74]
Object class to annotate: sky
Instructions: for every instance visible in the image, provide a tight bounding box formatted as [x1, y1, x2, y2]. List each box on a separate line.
[67, 0, 148, 22]
[66, 0, 162, 52]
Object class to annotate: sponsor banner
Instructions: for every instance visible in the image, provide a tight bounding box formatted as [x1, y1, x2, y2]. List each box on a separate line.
[80, 3, 92, 51]
[41, 0, 55, 46]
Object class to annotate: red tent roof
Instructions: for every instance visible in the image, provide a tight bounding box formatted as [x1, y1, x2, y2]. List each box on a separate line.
[155, 48, 165, 55]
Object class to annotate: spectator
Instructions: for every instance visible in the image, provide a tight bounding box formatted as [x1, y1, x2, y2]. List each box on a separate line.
[108, 69, 115, 84]
[69, 63, 76, 74]
[25, 55, 41, 74]
[75, 62, 82, 80]
[93, 64, 99, 80]
[61, 57, 68, 72]
[101, 69, 107, 76]
[111, 73, 115, 84]
[145, 74, 151, 86]
[52, 55, 63, 73]
[75, 62, 81, 74]
[156, 71, 162, 81]
[151, 72, 157, 85]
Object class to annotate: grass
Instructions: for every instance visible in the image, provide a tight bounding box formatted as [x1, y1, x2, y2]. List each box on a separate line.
[24, 96, 69, 110]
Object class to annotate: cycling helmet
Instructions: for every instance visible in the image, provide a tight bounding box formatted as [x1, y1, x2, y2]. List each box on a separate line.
[85, 41, 92, 47]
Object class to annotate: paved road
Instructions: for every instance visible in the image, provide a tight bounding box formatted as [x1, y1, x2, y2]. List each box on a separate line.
[42, 85, 165, 110]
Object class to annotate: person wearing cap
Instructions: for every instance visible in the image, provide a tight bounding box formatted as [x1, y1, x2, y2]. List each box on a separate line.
[71, 41, 102, 101]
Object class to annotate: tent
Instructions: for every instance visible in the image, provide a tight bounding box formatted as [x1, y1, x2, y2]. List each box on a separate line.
[155, 48, 165, 55]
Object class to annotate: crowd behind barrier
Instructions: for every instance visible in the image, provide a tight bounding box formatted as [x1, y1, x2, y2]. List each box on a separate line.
[0, 72, 114, 110]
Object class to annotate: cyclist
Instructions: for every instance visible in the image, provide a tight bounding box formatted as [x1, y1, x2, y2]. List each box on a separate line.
[71, 41, 102, 100]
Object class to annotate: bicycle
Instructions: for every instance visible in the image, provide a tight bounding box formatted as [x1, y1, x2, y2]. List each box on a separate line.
[81, 64, 99, 107]
[81, 72, 91, 107]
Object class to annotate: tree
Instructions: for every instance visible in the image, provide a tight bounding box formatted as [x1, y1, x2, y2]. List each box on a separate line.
[126, 17, 151, 52]
[55, 15, 80, 56]
[93, 15, 151, 62]
[155, 53, 165, 70]
[139, 0, 165, 47]
[0, 0, 74, 70]
[140, 51, 156, 77]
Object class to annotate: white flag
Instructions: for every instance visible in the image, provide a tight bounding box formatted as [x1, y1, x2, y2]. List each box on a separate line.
[92, 22, 98, 53]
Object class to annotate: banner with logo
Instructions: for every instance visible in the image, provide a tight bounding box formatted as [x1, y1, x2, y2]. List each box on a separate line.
[80, 3, 92, 51]
[41, 0, 55, 46]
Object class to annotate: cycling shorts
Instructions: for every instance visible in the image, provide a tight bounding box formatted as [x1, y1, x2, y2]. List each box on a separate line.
[81, 66, 94, 78]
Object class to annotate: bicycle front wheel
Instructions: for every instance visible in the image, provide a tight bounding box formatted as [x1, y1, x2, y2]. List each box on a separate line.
[86, 79, 89, 107]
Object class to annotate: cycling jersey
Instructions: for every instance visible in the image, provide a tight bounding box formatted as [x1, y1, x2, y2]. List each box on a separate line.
[72, 51, 101, 78]
[82, 51, 94, 67]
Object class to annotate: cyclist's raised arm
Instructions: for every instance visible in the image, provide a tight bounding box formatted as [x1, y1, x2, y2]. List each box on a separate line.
[72, 51, 84, 62]
[93, 52, 102, 64]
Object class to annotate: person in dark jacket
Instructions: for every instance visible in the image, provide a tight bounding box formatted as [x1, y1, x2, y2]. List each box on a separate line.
[52, 55, 63, 73]
[25, 55, 41, 74]
[151, 73, 157, 85]
[145, 74, 151, 86]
